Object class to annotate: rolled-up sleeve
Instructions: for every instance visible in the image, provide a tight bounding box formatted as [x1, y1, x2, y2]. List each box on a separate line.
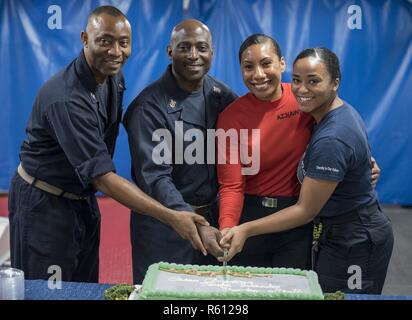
[45, 99, 115, 188]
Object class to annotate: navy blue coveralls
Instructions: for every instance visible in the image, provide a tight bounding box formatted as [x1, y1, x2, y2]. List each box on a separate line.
[123, 65, 237, 284]
[8, 51, 125, 282]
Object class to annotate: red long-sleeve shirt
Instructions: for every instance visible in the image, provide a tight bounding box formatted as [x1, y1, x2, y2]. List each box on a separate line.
[216, 83, 314, 229]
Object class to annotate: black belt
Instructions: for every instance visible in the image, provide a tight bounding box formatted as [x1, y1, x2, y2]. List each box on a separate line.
[244, 194, 298, 209]
[319, 202, 379, 226]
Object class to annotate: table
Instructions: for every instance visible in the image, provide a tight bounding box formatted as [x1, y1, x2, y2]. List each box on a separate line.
[23, 280, 412, 300]
[25, 280, 113, 300]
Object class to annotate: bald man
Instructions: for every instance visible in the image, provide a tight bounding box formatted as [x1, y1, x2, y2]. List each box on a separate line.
[124, 19, 238, 283]
[8, 7, 209, 282]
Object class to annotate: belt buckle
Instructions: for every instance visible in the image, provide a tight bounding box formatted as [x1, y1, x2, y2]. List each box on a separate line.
[262, 197, 277, 208]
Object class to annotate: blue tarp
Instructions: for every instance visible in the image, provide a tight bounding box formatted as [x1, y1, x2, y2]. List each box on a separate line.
[1, 0, 411, 204]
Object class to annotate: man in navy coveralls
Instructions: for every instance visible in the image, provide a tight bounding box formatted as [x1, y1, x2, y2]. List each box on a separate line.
[8, 6, 209, 282]
[123, 19, 238, 284]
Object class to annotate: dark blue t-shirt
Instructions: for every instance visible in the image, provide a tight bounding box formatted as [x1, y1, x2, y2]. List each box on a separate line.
[297, 103, 377, 217]
[182, 89, 206, 127]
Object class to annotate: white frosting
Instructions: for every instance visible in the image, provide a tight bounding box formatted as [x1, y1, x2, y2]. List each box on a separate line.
[155, 271, 311, 294]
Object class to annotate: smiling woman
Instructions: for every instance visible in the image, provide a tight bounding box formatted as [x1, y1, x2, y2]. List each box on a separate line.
[239, 36, 285, 102]
[216, 35, 382, 288]
[219, 47, 394, 295]
[216, 34, 314, 271]
[291, 48, 341, 122]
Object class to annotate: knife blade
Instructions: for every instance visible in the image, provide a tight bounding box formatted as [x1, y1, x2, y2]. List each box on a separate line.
[223, 248, 228, 279]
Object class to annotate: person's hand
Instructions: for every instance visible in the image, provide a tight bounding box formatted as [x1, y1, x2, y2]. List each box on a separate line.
[168, 211, 209, 255]
[219, 227, 231, 249]
[219, 228, 230, 250]
[217, 225, 249, 262]
[220, 227, 230, 238]
[371, 157, 381, 187]
[197, 225, 224, 258]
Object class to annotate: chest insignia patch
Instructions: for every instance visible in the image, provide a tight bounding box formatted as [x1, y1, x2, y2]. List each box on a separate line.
[169, 99, 177, 108]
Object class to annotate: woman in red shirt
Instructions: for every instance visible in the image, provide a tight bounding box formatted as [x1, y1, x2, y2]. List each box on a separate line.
[216, 34, 314, 269]
[216, 34, 379, 270]
[218, 47, 393, 294]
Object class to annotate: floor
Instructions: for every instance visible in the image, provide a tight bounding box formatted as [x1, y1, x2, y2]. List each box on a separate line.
[0, 195, 133, 284]
[382, 205, 412, 295]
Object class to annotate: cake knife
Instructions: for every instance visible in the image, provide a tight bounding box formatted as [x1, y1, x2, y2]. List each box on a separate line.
[223, 248, 228, 279]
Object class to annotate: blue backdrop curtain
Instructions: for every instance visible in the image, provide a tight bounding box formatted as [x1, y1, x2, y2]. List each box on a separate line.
[1, 0, 411, 204]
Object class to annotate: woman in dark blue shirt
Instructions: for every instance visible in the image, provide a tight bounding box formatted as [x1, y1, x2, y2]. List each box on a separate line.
[220, 47, 394, 294]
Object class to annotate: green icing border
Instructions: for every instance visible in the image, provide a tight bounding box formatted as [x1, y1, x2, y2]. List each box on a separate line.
[139, 262, 324, 300]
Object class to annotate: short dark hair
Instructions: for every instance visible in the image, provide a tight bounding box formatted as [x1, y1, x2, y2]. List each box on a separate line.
[238, 34, 282, 63]
[293, 47, 341, 81]
[88, 5, 127, 20]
